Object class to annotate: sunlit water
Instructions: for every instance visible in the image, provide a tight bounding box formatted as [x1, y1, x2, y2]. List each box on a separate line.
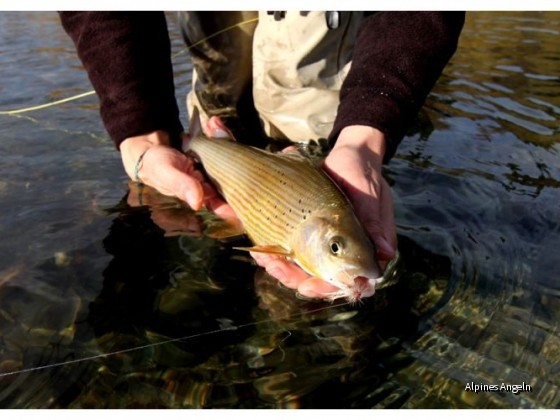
[0, 12, 559, 408]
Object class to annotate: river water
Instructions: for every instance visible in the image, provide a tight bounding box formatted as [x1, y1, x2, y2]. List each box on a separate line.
[0, 11, 559, 409]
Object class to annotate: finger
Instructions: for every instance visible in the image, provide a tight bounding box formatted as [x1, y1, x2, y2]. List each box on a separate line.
[198, 181, 241, 226]
[137, 145, 205, 210]
[349, 194, 395, 261]
[250, 252, 347, 298]
[326, 156, 396, 260]
[377, 179, 397, 261]
[206, 196, 242, 229]
[250, 252, 309, 290]
[297, 277, 341, 298]
[250, 251, 281, 267]
[356, 177, 396, 261]
[157, 166, 205, 210]
[205, 116, 234, 139]
[281, 145, 298, 153]
[333, 169, 394, 258]
[181, 177, 205, 210]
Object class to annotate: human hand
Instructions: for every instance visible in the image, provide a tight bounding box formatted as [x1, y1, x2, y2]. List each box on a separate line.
[323, 125, 397, 265]
[120, 129, 237, 225]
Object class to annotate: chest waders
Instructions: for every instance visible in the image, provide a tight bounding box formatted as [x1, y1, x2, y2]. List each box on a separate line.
[179, 11, 363, 146]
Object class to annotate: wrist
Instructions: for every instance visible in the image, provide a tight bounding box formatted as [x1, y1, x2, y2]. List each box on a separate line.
[332, 125, 386, 167]
[120, 130, 172, 181]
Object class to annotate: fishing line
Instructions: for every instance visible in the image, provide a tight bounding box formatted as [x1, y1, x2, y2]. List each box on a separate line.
[0, 91, 96, 116]
[0, 16, 259, 116]
[0, 300, 348, 378]
[6, 112, 109, 142]
[183, 16, 259, 51]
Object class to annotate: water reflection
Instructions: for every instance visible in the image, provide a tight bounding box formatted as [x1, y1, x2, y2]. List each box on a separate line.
[1, 191, 452, 408]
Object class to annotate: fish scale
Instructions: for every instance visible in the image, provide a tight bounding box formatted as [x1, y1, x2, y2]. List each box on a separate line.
[189, 136, 348, 247]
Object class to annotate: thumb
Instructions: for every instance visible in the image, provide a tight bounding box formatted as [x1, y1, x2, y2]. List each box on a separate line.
[163, 166, 205, 210]
[205, 116, 234, 139]
[370, 230, 395, 262]
[359, 181, 396, 261]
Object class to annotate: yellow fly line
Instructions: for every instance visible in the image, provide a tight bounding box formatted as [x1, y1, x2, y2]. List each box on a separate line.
[0, 91, 96, 115]
[0, 16, 259, 116]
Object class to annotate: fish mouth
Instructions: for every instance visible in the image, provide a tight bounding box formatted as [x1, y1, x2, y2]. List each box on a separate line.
[324, 275, 380, 303]
[353, 276, 377, 298]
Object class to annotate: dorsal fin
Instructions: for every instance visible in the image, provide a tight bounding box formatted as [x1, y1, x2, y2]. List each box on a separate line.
[189, 106, 202, 138]
[182, 107, 202, 152]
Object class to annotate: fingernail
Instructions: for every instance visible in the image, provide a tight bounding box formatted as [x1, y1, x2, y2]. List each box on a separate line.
[186, 190, 201, 210]
[212, 127, 230, 139]
[298, 285, 313, 297]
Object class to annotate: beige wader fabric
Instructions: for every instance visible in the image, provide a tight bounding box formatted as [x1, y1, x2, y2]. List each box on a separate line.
[181, 11, 363, 143]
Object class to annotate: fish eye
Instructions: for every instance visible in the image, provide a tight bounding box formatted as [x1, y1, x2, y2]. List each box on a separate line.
[329, 237, 344, 256]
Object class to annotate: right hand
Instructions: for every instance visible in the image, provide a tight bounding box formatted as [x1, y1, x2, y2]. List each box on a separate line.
[252, 127, 397, 299]
[323, 125, 397, 265]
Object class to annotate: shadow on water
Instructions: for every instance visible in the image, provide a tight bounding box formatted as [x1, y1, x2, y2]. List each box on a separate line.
[0, 191, 453, 408]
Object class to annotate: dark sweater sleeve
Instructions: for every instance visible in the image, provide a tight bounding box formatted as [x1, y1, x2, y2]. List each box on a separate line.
[59, 12, 184, 150]
[329, 12, 465, 162]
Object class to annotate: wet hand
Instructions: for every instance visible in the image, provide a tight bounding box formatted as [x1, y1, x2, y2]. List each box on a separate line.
[323, 125, 397, 264]
[120, 130, 205, 208]
[120, 129, 237, 225]
[250, 252, 341, 299]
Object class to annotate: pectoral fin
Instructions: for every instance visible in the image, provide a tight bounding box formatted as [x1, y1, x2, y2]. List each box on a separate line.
[233, 244, 292, 256]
